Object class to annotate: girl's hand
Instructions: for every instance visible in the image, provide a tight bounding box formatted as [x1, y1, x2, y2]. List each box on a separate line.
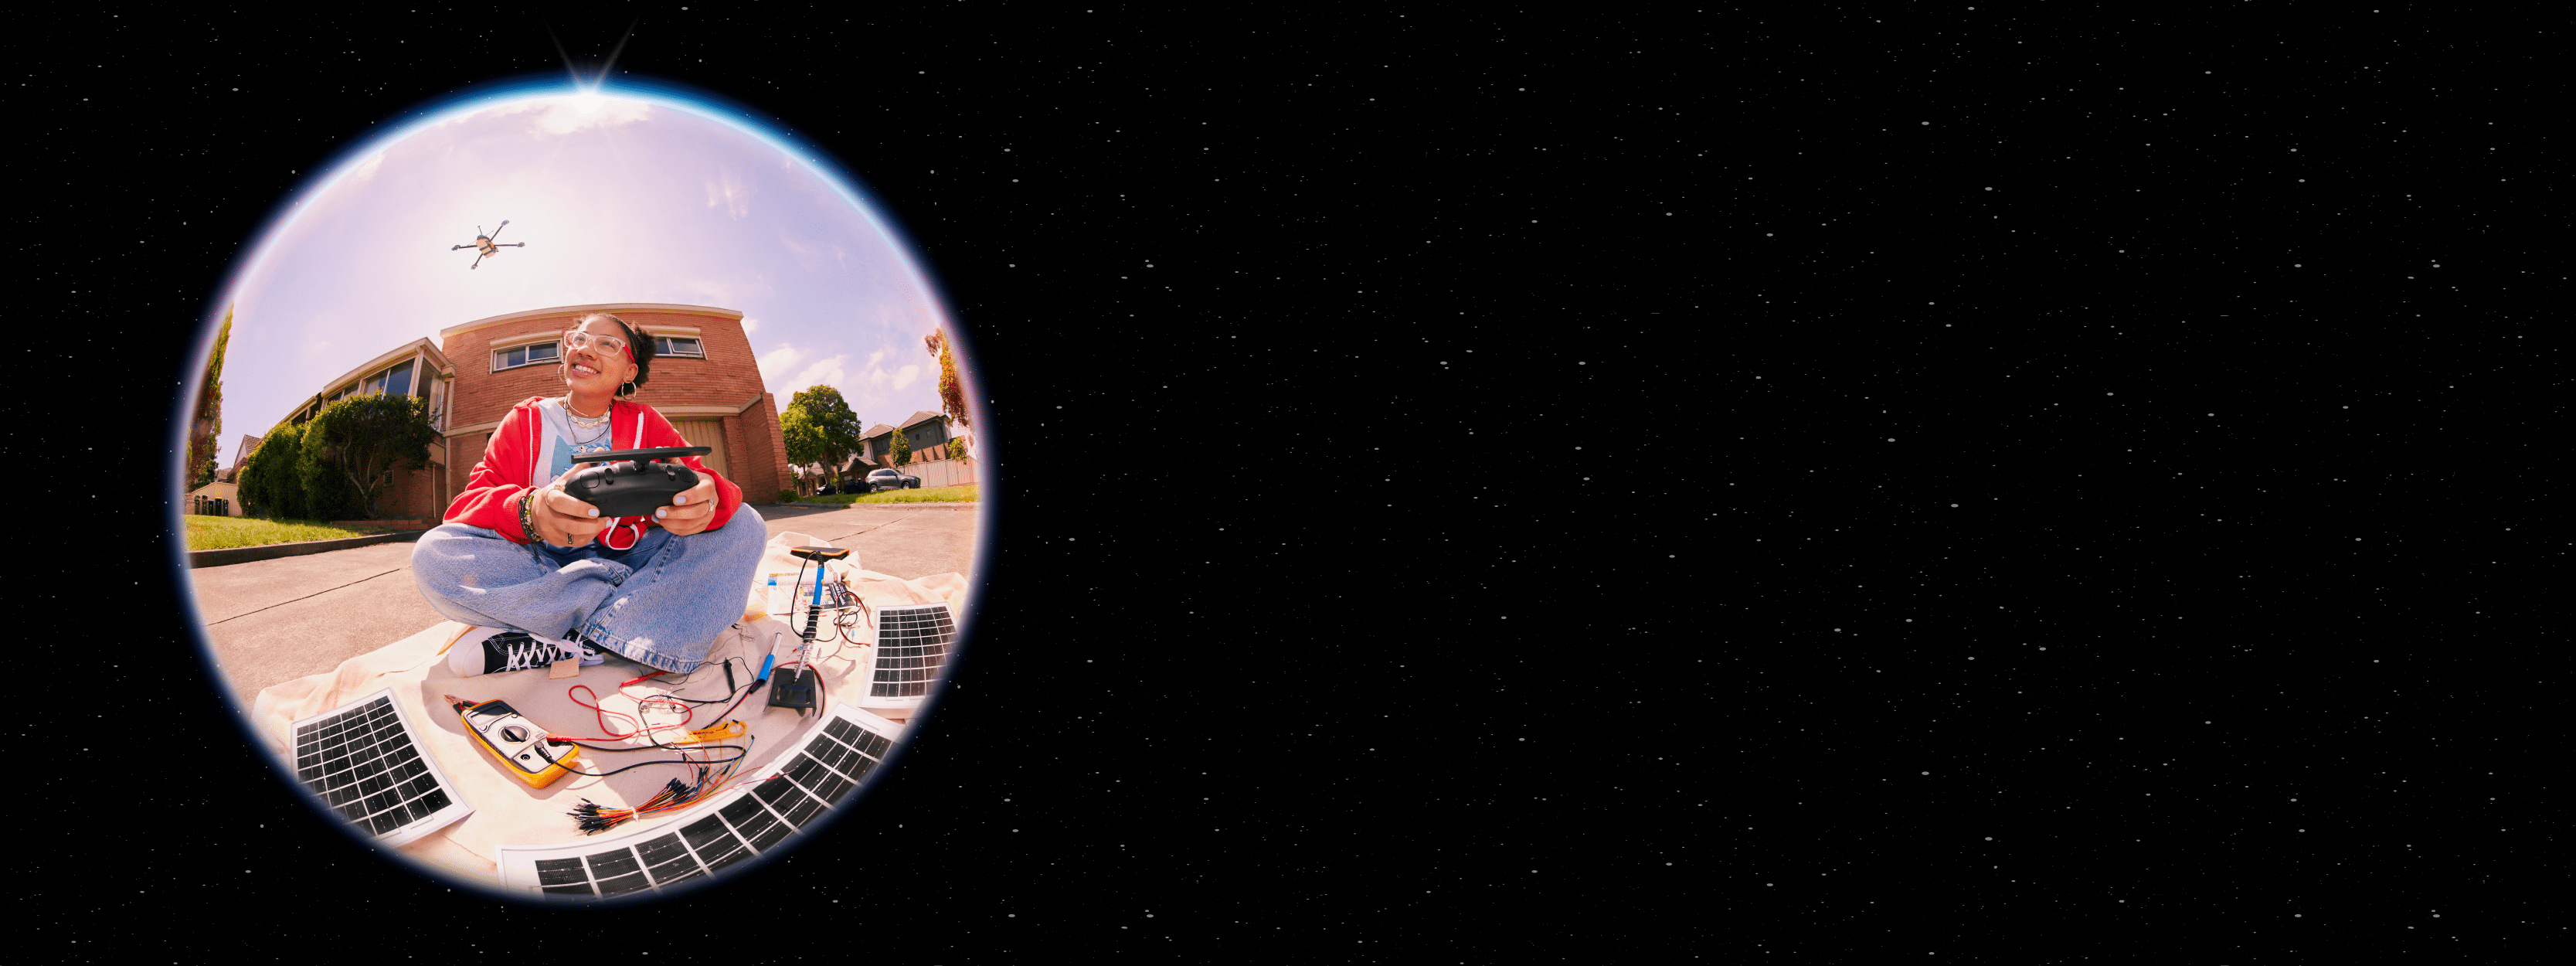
[656, 474, 722, 536]
[530, 463, 608, 546]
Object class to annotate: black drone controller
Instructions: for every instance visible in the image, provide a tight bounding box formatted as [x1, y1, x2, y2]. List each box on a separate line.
[561, 447, 712, 517]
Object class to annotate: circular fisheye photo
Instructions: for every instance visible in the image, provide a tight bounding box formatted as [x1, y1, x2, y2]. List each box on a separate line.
[175, 84, 986, 900]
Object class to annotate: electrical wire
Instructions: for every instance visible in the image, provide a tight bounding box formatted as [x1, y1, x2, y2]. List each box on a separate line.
[452, 658, 766, 833]
[552, 655, 759, 745]
[783, 557, 866, 663]
[537, 739, 749, 777]
[558, 734, 760, 833]
[624, 658, 749, 705]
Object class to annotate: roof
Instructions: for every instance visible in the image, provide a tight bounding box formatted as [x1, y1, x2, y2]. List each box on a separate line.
[311, 338, 450, 401]
[861, 411, 948, 440]
[221, 433, 263, 482]
[275, 338, 456, 429]
[438, 303, 744, 340]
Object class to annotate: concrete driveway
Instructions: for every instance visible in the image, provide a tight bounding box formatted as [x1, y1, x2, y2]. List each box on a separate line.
[190, 502, 980, 709]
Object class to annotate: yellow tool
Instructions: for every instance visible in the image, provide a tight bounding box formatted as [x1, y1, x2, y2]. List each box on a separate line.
[448, 696, 579, 789]
[675, 720, 746, 744]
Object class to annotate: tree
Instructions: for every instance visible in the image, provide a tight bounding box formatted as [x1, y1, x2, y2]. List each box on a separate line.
[929, 327, 971, 434]
[294, 436, 370, 522]
[783, 386, 864, 489]
[780, 407, 829, 491]
[301, 393, 439, 519]
[236, 424, 304, 519]
[188, 308, 233, 488]
[890, 425, 912, 468]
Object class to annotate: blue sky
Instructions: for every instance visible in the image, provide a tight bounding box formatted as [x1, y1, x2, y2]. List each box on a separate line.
[208, 89, 962, 454]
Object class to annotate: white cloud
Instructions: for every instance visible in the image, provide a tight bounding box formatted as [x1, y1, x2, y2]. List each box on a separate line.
[672, 275, 777, 313]
[706, 167, 753, 219]
[457, 97, 652, 134]
[890, 363, 923, 391]
[526, 95, 653, 135]
[740, 317, 760, 335]
[759, 344, 812, 387]
[345, 152, 386, 185]
[780, 354, 852, 403]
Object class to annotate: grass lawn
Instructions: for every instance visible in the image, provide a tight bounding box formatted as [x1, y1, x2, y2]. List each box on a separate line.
[185, 515, 395, 551]
[787, 484, 979, 505]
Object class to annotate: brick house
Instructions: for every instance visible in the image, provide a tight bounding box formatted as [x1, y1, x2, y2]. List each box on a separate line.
[253, 338, 460, 521]
[437, 303, 790, 511]
[858, 410, 963, 468]
[183, 433, 267, 516]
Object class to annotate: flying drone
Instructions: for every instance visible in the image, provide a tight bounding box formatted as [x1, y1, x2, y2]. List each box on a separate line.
[449, 220, 526, 269]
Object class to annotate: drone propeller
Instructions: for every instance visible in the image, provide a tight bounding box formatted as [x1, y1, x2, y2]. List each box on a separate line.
[452, 220, 520, 266]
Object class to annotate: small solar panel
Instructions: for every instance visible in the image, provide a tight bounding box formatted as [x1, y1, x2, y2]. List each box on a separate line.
[861, 602, 956, 707]
[287, 688, 474, 849]
[495, 702, 906, 899]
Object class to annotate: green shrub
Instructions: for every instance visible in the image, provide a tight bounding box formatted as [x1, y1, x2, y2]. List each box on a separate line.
[301, 393, 437, 519]
[236, 422, 308, 519]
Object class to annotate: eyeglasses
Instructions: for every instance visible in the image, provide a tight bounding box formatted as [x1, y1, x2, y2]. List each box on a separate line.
[561, 331, 629, 353]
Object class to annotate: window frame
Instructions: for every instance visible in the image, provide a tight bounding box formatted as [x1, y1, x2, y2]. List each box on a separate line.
[328, 359, 421, 404]
[490, 338, 563, 372]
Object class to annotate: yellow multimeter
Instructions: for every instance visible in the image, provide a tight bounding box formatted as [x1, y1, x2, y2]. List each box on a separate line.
[450, 696, 579, 789]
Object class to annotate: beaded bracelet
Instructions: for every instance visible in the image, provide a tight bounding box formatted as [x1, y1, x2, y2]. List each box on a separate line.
[518, 488, 541, 544]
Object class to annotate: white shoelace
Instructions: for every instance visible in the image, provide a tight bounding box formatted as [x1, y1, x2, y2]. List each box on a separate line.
[492, 635, 564, 672]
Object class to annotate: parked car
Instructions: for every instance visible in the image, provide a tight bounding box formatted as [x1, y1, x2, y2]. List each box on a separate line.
[865, 468, 923, 492]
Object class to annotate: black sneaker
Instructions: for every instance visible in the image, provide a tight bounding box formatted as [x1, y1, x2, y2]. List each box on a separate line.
[574, 636, 610, 667]
[481, 632, 570, 675]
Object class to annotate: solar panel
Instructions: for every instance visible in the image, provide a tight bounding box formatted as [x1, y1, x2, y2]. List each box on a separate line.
[856, 602, 956, 712]
[287, 688, 475, 849]
[494, 702, 906, 899]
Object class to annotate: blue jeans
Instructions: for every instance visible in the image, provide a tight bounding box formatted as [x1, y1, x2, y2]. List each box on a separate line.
[409, 505, 766, 672]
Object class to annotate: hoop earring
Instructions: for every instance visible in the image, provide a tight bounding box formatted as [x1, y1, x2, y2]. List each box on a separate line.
[617, 381, 638, 399]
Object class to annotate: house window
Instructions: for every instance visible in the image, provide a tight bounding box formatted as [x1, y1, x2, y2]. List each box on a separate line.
[492, 342, 561, 371]
[322, 359, 423, 412]
[364, 359, 416, 397]
[654, 336, 705, 358]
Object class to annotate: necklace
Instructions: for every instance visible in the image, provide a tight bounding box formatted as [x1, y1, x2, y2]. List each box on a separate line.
[561, 398, 610, 453]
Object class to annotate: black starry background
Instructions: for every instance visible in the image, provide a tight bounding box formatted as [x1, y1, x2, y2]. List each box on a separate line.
[22, 3, 2554, 961]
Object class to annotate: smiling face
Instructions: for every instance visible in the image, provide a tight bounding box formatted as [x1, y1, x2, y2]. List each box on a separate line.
[561, 318, 640, 394]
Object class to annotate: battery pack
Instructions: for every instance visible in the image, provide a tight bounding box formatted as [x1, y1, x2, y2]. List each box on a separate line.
[766, 668, 816, 710]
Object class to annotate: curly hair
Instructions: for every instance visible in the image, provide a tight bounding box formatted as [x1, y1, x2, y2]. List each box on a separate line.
[576, 312, 658, 389]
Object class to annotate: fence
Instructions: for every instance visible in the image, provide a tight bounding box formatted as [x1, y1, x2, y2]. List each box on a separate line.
[899, 457, 978, 488]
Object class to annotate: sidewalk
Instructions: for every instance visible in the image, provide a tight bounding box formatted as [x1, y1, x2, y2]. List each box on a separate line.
[190, 502, 982, 709]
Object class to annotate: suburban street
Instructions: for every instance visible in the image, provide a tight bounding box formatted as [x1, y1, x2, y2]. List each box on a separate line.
[190, 502, 980, 709]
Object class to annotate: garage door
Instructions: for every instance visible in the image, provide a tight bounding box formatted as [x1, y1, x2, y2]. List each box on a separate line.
[665, 418, 731, 481]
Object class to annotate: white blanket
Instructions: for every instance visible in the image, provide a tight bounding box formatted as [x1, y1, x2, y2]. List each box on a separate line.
[246, 532, 969, 888]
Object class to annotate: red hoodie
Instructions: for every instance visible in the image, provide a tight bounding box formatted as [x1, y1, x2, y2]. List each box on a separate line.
[444, 396, 744, 548]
